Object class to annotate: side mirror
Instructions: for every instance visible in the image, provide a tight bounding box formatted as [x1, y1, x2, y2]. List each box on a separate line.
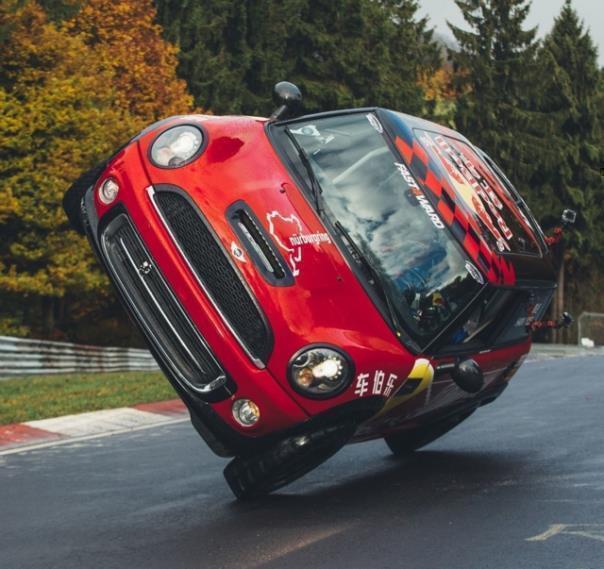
[561, 209, 577, 226]
[269, 81, 302, 122]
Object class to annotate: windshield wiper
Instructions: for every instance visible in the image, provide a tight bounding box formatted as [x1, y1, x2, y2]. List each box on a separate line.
[284, 127, 323, 215]
[334, 221, 403, 337]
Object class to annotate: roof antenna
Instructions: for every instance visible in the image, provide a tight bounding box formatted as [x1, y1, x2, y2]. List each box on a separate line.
[269, 82, 302, 122]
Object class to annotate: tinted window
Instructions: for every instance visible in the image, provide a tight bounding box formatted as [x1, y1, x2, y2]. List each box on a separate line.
[443, 286, 554, 350]
[284, 113, 483, 345]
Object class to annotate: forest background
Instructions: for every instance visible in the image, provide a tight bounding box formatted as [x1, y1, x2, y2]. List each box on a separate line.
[0, 0, 602, 346]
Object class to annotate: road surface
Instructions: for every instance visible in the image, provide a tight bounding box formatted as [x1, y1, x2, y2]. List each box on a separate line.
[1, 356, 603, 569]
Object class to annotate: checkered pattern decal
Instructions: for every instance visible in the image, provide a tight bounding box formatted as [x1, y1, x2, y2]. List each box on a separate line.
[394, 125, 516, 286]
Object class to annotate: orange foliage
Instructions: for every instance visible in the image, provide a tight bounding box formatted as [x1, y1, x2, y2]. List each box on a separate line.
[67, 0, 193, 120]
[0, 2, 138, 299]
[418, 67, 456, 102]
[0, 0, 194, 315]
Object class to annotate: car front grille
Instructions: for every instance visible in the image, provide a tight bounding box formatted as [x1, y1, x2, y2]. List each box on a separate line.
[100, 213, 231, 398]
[151, 187, 273, 365]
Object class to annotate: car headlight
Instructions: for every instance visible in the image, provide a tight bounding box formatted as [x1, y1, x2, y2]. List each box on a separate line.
[98, 178, 119, 205]
[149, 125, 204, 168]
[232, 399, 261, 427]
[288, 346, 353, 399]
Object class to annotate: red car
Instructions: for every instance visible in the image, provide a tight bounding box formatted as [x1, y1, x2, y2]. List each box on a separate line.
[64, 82, 560, 499]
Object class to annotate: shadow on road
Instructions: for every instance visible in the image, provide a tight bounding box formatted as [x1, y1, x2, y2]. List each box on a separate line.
[233, 448, 527, 510]
[164, 448, 532, 568]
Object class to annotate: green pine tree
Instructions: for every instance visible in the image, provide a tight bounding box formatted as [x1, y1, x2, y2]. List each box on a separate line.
[154, 0, 251, 113]
[38, 0, 82, 21]
[449, 0, 540, 186]
[531, 0, 603, 339]
[532, 0, 602, 245]
[154, 0, 439, 116]
[285, 0, 439, 115]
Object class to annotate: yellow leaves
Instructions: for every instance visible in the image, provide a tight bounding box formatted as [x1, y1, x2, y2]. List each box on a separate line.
[417, 66, 458, 125]
[68, 0, 193, 121]
[0, 185, 19, 224]
[0, 0, 195, 304]
[418, 67, 456, 103]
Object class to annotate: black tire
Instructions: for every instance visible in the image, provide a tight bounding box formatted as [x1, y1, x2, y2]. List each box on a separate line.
[224, 422, 356, 500]
[384, 410, 475, 457]
[63, 160, 111, 234]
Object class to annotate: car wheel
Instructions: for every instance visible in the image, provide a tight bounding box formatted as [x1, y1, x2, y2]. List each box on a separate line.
[384, 410, 475, 456]
[223, 422, 356, 500]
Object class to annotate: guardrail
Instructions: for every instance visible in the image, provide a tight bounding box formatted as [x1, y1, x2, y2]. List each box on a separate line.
[1, 335, 601, 379]
[0, 335, 159, 378]
[530, 342, 604, 359]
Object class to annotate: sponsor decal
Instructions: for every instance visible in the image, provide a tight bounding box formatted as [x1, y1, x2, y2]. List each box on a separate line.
[421, 132, 514, 253]
[354, 370, 398, 398]
[367, 358, 438, 424]
[355, 358, 436, 404]
[230, 241, 246, 263]
[394, 162, 445, 229]
[266, 211, 331, 277]
[366, 113, 384, 134]
[289, 233, 331, 246]
[465, 261, 484, 285]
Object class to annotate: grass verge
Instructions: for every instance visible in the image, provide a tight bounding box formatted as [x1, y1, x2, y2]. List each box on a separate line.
[0, 371, 176, 425]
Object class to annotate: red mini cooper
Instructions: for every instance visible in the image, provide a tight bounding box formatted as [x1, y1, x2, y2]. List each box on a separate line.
[64, 82, 564, 499]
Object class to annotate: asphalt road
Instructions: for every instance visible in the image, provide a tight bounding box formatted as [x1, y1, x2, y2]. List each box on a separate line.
[2, 356, 603, 569]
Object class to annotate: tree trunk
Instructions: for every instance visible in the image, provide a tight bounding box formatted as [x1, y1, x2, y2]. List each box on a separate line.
[553, 257, 565, 344]
[41, 297, 55, 338]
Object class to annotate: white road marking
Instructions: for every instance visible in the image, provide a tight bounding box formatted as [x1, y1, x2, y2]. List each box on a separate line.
[526, 524, 569, 541]
[527, 524, 604, 543]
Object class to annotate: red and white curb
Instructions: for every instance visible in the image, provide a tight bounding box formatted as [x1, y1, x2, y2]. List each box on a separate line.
[0, 399, 188, 456]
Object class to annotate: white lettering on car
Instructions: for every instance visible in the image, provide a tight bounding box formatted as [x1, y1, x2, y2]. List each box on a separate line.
[266, 211, 331, 277]
[394, 162, 445, 229]
[354, 373, 370, 397]
[355, 370, 399, 398]
[431, 134, 514, 252]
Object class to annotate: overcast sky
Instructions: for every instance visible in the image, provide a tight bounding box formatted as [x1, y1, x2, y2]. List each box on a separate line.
[418, 0, 604, 67]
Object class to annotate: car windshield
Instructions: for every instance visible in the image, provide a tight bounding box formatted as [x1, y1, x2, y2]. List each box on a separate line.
[281, 112, 483, 346]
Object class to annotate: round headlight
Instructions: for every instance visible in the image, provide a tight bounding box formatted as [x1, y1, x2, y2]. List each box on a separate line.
[150, 125, 204, 168]
[98, 178, 119, 205]
[232, 399, 261, 427]
[288, 346, 353, 399]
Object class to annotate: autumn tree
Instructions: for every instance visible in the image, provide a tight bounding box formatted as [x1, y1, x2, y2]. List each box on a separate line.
[67, 0, 192, 120]
[0, 2, 130, 335]
[418, 64, 457, 125]
[0, 0, 193, 340]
